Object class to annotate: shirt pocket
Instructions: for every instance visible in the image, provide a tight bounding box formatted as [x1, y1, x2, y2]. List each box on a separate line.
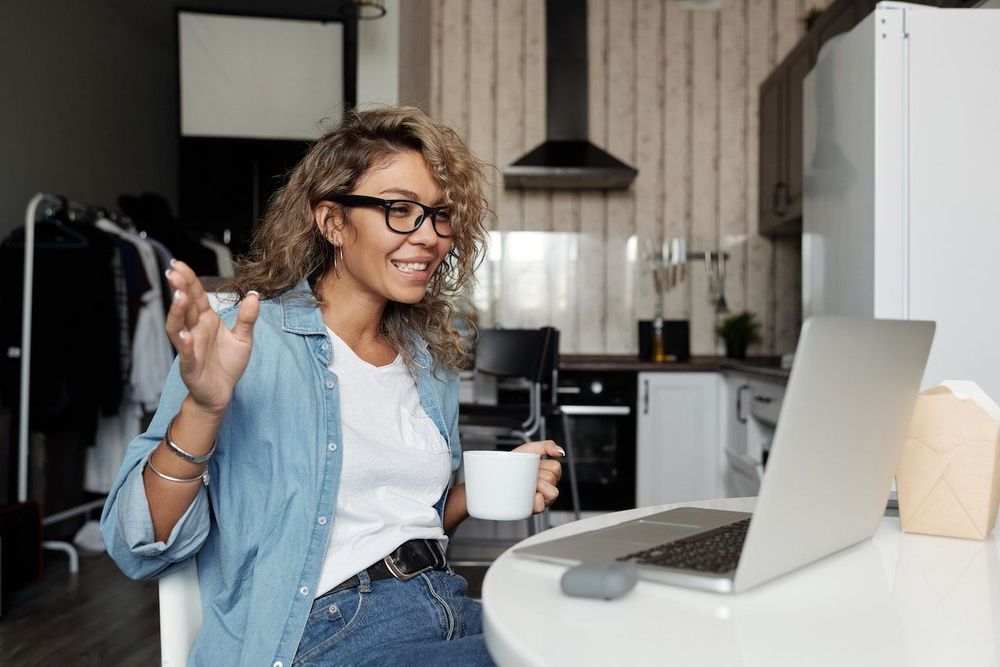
[400, 407, 450, 455]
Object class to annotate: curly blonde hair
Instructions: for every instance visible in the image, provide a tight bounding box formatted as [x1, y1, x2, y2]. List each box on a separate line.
[226, 106, 491, 371]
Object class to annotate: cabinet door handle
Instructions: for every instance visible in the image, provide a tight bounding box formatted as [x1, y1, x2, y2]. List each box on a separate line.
[643, 379, 649, 415]
[736, 383, 750, 424]
[773, 182, 788, 216]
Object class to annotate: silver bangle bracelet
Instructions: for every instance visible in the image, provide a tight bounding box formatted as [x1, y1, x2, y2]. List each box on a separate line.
[146, 455, 210, 485]
[164, 415, 217, 464]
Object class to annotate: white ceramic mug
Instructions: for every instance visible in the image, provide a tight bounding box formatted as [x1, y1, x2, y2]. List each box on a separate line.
[463, 450, 541, 521]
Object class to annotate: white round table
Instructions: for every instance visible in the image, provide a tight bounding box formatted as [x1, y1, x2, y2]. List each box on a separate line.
[482, 498, 1000, 667]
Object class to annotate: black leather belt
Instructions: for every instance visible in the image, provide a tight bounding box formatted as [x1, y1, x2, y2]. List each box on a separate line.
[324, 539, 447, 596]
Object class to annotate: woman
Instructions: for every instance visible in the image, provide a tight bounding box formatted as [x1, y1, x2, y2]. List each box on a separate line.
[101, 106, 563, 666]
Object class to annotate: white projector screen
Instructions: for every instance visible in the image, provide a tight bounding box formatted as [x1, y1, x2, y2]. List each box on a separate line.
[179, 12, 345, 140]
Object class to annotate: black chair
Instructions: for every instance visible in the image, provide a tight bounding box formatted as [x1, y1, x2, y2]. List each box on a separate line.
[459, 328, 550, 443]
[458, 327, 580, 521]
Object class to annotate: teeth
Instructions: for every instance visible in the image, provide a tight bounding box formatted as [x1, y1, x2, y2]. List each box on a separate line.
[393, 261, 428, 272]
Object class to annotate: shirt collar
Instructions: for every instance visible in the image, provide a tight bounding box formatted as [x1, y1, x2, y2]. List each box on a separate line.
[278, 279, 434, 365]
[279, 280, 327, 335]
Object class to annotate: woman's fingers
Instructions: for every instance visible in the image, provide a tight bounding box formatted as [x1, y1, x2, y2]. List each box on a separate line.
[534, 478, 559, 512]
[512, 441, 565, 514]
[512, 440, 566, 459]
[164, 283, 190, 344]
[539, 459, 562, 485]
[232, 291, 260, 344]
[171, 260, 212, 311]
[165, 260, 211, 330]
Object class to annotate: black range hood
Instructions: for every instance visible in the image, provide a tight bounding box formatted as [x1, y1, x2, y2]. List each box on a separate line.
[503, 0, 637, 190]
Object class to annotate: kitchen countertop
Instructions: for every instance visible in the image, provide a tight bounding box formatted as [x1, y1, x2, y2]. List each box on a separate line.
[560, 354, 790, 383]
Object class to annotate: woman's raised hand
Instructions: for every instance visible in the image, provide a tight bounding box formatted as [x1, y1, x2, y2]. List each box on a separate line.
[164, 260, 259, 416]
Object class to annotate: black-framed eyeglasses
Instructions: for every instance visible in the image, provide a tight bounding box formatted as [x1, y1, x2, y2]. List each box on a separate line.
[324, 194, 453, 238]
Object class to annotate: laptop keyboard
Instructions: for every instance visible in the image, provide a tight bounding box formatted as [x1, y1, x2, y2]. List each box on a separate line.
[616, 518, 751, 574]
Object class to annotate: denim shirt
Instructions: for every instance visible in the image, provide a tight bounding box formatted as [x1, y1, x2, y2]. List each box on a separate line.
[100, 281, 462, 666]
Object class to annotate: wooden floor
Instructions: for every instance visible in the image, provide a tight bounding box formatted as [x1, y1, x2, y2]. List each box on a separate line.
[1, 552, 160, 665]
[1, 551, 489, 665]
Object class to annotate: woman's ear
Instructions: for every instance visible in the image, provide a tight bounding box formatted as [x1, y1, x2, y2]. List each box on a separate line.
[313, 202, 343, 245]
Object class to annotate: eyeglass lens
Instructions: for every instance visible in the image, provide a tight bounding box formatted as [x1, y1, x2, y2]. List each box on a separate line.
[386, 201, 452, 237]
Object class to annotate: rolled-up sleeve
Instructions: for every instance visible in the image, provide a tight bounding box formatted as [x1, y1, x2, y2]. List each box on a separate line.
[100, 357, 212, 580]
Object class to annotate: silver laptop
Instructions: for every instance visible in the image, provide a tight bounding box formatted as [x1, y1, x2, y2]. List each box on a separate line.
[516, 316, 935, 593]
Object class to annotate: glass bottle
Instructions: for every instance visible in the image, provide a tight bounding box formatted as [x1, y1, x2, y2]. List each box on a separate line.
[651, 317, 667, 363]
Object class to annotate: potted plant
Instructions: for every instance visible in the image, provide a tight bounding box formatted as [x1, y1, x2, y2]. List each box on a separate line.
[715, 311, 762, 359]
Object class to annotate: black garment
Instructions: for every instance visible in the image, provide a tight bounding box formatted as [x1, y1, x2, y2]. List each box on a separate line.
[0, 218, 123, 425]
[0, 219, 124, 530]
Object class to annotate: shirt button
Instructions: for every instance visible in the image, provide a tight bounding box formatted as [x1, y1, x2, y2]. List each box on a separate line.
[326, 380, 335, 389]
[299, 585, 309, 596]
[273, 662, 284, 667]
[329, 604, 338, 614]
[328, 442, 338, 452]
[318, 516, 327, 525]
[321, 342, 329, 350]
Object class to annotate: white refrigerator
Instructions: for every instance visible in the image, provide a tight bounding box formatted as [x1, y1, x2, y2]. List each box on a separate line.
[803, 2, 1000, 400]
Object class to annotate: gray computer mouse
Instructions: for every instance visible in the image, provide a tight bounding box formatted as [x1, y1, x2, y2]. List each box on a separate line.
[560, 562, 639, 600]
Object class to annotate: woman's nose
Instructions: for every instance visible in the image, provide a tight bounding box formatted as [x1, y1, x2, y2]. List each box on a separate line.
[407, 216, 438, 245]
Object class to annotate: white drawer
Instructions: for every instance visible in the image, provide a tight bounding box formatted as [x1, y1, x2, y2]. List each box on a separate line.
[749, 380, 784, 425]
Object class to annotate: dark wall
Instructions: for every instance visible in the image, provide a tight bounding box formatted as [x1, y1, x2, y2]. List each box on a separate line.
[0, 0, 176, 240]
[0, 0, 349, 241]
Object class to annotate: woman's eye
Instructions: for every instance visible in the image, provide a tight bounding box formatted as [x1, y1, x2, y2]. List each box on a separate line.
[388, 203, 412, 217]
[435, 210, 453, 222]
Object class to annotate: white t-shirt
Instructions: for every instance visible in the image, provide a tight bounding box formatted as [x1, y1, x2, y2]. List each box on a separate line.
[314, 328, 452, 597]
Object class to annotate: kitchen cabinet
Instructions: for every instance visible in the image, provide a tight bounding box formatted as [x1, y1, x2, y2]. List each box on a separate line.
[813, 0, 859, 46]
[757, 0, 973, 236]
[636, 373, 722, 506]
[722, 374, 753, 496]
[721, 373, 786, 497]
[758, 40, 814, 235]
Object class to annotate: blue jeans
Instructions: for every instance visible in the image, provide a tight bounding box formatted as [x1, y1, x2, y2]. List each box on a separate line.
[292, 568, 495, 666]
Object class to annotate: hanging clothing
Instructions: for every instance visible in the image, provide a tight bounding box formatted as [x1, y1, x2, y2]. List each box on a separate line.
[86, 220, 174, 494]
[96, 219, 173, 411]
[0, 219, 123, 425]
[200, 238, 235, 277]
[0, 218, 124, 526]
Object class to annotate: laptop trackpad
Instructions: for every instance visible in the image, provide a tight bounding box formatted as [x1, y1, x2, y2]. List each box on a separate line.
[594, 521, 705, 547]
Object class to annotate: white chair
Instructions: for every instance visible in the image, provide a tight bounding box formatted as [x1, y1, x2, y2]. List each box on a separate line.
[158, 562, 202, 666]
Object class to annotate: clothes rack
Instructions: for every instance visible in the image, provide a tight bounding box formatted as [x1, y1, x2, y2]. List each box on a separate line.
[13, 192, 225, 573]
[17, 192, 111, 573]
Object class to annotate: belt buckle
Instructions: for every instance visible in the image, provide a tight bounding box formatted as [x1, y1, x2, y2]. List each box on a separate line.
[383, 540, 442, 581]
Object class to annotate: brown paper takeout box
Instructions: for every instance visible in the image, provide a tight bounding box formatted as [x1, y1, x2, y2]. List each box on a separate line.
[897, 381, 1000, 540]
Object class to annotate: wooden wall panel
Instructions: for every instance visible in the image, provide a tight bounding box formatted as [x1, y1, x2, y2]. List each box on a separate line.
[427, 0, 826, 356]
[689, 11, 719, 355]
[467, 0, 497, 225]
[633, 0, 665, 327]
[494, 0, 525, 233]
[397, 0, 433, 110]
[577, 0, 609, 353]
[661, 2, 689, 322]
[745, 0, 775, 354]
[520, 0, 550, 326]
[438, 0, 468, 135]
[604, 0, 637, 353]
[523, 1, 547, 153]
[719, 1, 747, 322]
